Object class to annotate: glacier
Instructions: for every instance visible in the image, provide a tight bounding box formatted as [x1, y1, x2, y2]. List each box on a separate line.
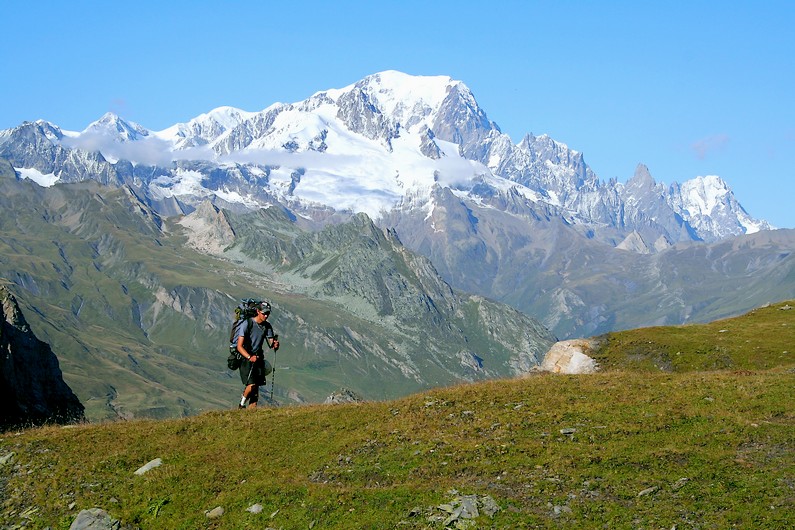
[0, 70, 772, 247]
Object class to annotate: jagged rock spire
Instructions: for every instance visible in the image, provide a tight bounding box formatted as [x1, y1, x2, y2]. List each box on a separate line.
[1, 285, 85, 430]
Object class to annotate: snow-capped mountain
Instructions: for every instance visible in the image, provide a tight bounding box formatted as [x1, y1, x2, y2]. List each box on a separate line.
[0, 71, 790, 340]
[155, 106, 256, 150]
[670, 174, 768, 238]
[82, 112, 150, 142]
[0, 70, 771, 248]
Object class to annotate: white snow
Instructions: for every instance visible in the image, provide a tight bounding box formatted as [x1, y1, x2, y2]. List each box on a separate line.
[674, 174, 771, 235]
[213, 187, 260, 208]
[154, 106, 255, 143]
[15, 166, 59, 187]
[679, 175, 729, 216]
[36, 71, 497, 220]
[212, 96, 490, 219]
[479, 173, 545, 203]
[738, 217, 768, 234]
[149, 169, 206, 200]
[203, 106, 256, 130]
[18, 70, 767, 239]
[356, 70, 456, 133]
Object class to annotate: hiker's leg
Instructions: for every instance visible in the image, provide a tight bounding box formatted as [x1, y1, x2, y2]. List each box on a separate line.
[239, 383, 256, 408]
[247, 386, 259, 409]
[238, 363, 255, 408]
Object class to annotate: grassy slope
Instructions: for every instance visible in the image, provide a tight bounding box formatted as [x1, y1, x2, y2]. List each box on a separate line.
[590, 300, 795, 372]
[1, 303, 793, 529]
[0, 178, 555, 421]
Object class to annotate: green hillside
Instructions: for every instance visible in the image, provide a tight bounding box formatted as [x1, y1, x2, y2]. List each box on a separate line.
[2, 303, 793, 529]
[590, 300, 794, 372]
[0, 170, 554, 422]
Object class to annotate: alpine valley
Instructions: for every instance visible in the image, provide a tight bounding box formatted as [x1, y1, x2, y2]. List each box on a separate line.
[1, 71, 793, 421]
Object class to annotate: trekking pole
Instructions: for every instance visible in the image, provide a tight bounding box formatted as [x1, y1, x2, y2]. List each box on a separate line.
[269, 348, 276, 403]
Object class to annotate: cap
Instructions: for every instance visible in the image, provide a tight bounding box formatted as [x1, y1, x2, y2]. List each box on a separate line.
[254, 301, 271, 313]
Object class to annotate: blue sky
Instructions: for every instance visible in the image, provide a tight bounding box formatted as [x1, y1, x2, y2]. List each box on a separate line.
[3, 1, 793, 228]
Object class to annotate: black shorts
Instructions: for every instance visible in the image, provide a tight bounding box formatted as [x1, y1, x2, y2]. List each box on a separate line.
[238, 356, 272, 386]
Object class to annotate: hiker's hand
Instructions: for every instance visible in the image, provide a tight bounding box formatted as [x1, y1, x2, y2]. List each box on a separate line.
[249, 355, 257, 362]
[273, 340, 279, 351]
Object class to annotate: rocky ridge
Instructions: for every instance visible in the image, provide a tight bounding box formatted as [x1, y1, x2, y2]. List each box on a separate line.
[0, 168, 557, 421]
[0, 71, 770, 248]
[0, 285, 85, 430]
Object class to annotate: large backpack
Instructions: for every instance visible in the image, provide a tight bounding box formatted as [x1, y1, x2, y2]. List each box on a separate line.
[225, 299, 259, 370]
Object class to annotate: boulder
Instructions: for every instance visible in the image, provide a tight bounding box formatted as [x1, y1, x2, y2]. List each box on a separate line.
[538, 339, 598, 374]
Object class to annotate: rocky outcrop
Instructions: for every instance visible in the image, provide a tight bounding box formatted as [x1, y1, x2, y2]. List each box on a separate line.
[0, 285, 84, 430]
[336, 84, 400, 147]
[538, 339, 598, 374]
[324, 388, 364, 405]
[177, 200, 236, 254]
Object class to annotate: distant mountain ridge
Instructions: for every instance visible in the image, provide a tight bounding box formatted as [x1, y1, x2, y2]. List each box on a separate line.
[0, 70, 770, 246]
[0, 161, 555, 420]
[1, 70, 790, 340]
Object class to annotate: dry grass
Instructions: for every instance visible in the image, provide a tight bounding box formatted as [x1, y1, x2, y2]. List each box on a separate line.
[1, 301, 793, 529]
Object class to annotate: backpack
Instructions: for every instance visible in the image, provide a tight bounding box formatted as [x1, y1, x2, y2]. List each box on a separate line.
[225, 299, 259, 370]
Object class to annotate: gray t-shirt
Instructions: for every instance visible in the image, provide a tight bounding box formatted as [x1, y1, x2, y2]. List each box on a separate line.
[235, 318, 274, 355]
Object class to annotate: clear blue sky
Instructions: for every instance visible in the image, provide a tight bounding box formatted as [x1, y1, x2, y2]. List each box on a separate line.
[3, 1, 793, 228]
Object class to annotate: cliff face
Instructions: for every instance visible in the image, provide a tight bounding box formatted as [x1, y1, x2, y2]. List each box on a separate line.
[0, 285, 84, 430]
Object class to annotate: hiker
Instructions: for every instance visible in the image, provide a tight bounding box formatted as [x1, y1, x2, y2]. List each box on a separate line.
[235, 300, 280, 409]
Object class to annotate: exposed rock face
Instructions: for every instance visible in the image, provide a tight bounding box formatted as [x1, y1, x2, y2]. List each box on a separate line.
[324, 388, 364, 405]
[336, 84, 400, 146]
[616, 230, 651, 254]
[538, 339, 598, 374]
[0, 285, 84, 430]
[177, 200, 236, 253]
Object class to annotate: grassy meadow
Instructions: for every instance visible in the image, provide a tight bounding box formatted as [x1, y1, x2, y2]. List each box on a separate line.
[1, 301, 793, 529]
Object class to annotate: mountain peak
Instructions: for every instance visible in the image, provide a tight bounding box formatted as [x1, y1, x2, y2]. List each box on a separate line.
[359, 70, 458, 99]
[675, 175, 733, 217]
[343, 70, 463, 134]
[83, 112, 150, 141]
[182, 106, 253, 131]
[1, 70, 771, 246]
[155, 106, 254, 148]
[630, 163, 656, 186]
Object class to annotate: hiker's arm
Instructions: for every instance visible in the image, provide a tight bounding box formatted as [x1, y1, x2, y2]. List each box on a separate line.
[236, 336, 257, 362]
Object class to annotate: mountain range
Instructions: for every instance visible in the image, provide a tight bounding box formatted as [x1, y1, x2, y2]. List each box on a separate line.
[1, 70, 789, 340]
[0, 70, 770, 241]
[0, 157, 555, 421]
